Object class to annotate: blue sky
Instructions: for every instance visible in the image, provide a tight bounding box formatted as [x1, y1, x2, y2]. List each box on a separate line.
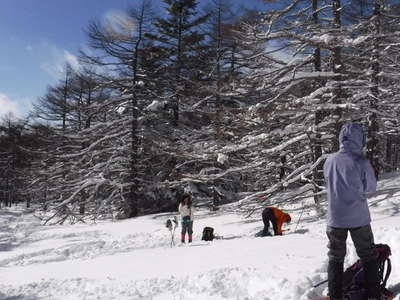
[0, 0, 265, 119]
[0, 0, 132, 119]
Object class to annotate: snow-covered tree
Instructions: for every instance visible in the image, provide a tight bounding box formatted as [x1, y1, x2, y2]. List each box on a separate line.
[147, 0, 209, 125]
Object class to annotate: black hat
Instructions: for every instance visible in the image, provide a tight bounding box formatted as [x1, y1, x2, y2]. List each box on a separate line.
[181, 193, 190, 201]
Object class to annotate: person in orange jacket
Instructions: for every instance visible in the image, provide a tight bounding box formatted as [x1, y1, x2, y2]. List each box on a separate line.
[262, 207, 291, 236]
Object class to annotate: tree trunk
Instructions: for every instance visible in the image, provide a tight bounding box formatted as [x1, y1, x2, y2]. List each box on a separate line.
[331, 0, 343, 152]
[279, 155, 286, 181]
[211, 2, 224, 208]
[366, 0, 382, 178]
[173, 5, 184, 126]
[313, 0, 321, 73]
[125, 1, 147, 218]
[385, 135, 393, 172]
[312, 0, 324, 207]
[212, 186, 220, 208]
[313, 110, 325, 208]
[396, 136, 400, 170]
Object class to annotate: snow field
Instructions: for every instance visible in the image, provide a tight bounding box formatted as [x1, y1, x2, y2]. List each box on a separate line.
[0, 174, 399, 299]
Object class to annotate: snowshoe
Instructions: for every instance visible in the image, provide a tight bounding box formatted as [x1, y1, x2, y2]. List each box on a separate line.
[255, 230, 272, 237]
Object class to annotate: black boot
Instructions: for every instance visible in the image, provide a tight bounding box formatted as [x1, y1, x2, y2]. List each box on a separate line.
[328, 260, 344, 299]
[363, 259, 381, 300]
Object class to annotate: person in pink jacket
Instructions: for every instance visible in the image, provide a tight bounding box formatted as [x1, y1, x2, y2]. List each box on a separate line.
[178, 194, 194, 243]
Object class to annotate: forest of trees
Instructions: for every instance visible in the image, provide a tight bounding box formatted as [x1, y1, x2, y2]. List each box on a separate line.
[1, 0, 400, 224]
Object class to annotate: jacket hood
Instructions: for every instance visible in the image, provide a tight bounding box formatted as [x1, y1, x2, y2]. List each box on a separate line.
[339, 123, 365, 153]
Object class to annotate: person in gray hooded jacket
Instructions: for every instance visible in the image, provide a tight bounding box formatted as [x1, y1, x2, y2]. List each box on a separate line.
[324, 122, 380, 300]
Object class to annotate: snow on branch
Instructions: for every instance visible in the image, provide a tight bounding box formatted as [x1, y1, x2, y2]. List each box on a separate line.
[219, 128, 307, 155]
[237, 154, 328, 215]
[61, 129, 130, 159]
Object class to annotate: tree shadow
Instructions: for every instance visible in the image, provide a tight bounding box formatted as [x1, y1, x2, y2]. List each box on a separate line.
[188, 243, 210, 247]
[0, 295, 39, 300]
[389, 282, 400, 296]
[369, 187, 400, 208]
[292, 228, 309, 234]
[151, 212, 178, 220]
[216, 235, 242, 240]
[223, 218, 261, 226]
[0, 210, 21, 217]
[0, 242, 13, 251]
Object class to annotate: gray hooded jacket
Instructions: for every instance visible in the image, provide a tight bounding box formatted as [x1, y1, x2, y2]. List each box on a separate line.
[323, 123, 377, 228]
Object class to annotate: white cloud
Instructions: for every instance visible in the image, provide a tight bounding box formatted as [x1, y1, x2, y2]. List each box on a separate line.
[0, 93, 32, 119]
[103, 10, 137, 39]
[64, 50, 80, 70]
[0, 93, 20, 118]
[39, 40, 81, 78]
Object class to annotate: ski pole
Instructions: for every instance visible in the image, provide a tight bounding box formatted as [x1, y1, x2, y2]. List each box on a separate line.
[171, 223, 176, 247]
[172, 216, 178, 247]
[294, 204, 306, 232]
[313, 279, 328, 288]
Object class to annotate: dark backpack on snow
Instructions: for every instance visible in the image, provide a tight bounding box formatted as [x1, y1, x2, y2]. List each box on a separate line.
[342, 244, 394, 300]
[202, 227, 215, 241]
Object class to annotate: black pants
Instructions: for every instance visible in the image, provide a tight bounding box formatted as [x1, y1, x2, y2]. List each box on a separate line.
[262, 208, 279, 236]
[181, 221, 193, 235]
[326, 225, 380, 299]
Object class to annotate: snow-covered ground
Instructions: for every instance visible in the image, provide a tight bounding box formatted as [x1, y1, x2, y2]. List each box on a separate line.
[0, 174, 399, 300]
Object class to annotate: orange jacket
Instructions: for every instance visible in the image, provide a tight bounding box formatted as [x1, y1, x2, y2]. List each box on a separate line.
[268, 207, 291, 235]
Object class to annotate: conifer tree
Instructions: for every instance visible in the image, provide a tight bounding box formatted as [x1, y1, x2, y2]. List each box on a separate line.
[147, 0, 209, 125]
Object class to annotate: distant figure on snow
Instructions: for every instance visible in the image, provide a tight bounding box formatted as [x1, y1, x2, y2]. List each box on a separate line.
[324, 122, 379, 300]
[178, 194, 194, 243]
[261, 207, 291, 236]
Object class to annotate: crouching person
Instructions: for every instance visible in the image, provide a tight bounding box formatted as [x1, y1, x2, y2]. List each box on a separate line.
[262, 206, 291, 236]
[179, 194, 194, 243]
